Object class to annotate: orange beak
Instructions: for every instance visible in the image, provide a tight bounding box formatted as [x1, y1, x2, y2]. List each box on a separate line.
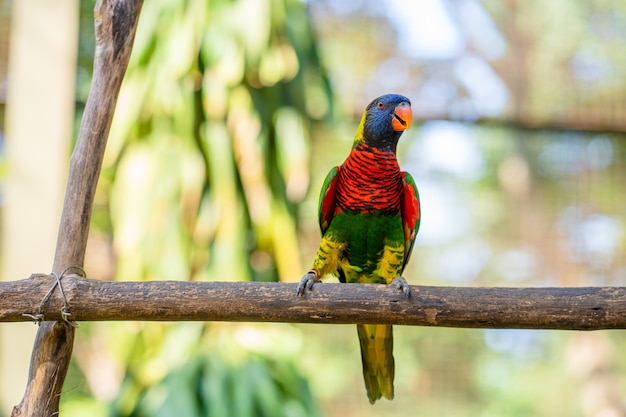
[392, 101, 412, 131]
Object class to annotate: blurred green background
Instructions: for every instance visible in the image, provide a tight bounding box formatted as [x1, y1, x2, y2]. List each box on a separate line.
[2, 0, 626, 416]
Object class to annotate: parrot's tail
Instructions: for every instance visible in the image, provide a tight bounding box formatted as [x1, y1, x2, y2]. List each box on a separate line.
[356, 324, 395, 404]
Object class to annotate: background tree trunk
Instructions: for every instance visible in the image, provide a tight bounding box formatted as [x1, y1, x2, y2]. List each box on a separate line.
[0, 0, 78, 411]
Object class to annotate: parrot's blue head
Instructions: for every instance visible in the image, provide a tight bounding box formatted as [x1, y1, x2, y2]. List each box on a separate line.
[354, 93, 412, 152]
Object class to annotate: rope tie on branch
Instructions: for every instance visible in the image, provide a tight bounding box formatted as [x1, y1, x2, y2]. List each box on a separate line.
[22, 266, 86, 327]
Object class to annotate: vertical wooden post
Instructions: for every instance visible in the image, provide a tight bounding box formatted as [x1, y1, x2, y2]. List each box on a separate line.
[11, 1, 144, 415]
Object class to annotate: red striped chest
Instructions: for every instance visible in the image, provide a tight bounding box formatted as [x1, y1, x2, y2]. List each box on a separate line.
[335, 144, 403, 214]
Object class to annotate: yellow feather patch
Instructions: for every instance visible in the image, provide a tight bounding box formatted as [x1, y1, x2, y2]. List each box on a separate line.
[352, 111, 367, 145]
[374, 244, 405, 284]
[311, 235, 346, 278]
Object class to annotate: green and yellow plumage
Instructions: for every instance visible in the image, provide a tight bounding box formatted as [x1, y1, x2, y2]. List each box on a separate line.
[298, 94, 420, 403]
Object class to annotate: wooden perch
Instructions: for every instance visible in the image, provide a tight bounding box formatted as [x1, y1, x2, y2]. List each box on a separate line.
[1, 275, 625, 331]
[11, 1, 144, 416]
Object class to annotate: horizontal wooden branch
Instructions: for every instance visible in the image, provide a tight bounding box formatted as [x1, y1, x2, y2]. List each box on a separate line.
[1, 275, 625, 330]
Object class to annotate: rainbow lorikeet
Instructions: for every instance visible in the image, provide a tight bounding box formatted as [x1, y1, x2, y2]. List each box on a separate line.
[297, 93, 420, 403]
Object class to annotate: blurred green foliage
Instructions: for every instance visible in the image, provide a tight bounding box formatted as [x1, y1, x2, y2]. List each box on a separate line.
[66, 0, 331, 415]
[114, 353, 318, 417]
[83, 0, 332, 284]
[108, 338, 319, 417]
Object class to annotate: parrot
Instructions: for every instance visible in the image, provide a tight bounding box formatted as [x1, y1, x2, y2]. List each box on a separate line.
[296, 93, 420, 404]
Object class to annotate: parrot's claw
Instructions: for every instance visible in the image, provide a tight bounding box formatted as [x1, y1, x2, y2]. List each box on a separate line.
[296, 270, 319, 296]
[390, 276, 410, 297]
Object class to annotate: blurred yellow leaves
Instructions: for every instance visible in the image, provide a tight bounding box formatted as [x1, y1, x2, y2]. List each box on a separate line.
[259, 43, 300, 86]
[101, 0, 331, 284]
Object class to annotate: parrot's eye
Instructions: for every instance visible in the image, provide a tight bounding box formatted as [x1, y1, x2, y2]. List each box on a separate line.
[377, 101, 385, 109]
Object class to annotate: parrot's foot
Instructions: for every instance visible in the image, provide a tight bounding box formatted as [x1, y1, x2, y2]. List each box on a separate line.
[296, 270, 320, 296]
[390, 276, 410, 297]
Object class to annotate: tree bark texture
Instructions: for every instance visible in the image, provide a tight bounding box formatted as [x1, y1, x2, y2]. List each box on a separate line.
[11, 1, 144, 416]
[2, 275, 625, 331]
